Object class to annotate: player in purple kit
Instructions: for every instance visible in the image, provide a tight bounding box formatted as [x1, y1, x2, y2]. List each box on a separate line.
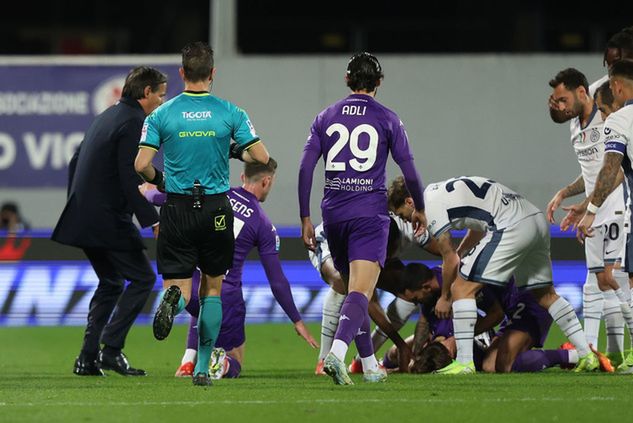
[144, 158, 318, 378]
[298, 52, 426, 385]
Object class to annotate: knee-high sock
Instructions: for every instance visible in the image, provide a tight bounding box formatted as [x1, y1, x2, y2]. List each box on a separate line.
[583, 273, 603, 349]
[613, 288, 633, 344]
[159, 288, 187, 316]
[603, 289, 625, 355]
[367, 297, 417, 356]
[549, 297, 590, 357]
[511, 349, 573, 372]
[355, 309, 379, 372]
[330, 292, 368, 362]
[453, 299, 478, 364]
[319, 288, 345, 360]
[224, 356, 241, 378]
[615, 269, 633, 349]
[194, 296, 222, 376]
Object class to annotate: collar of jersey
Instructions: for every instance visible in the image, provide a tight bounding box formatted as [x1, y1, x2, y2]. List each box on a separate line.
[625, 99, 633, 107]
[183, 90, 210, 96]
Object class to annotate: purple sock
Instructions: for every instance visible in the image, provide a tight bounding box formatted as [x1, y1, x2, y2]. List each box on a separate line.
[333, 292, 368, 346]
[511, 349, 569, 372]
[186, 315, 198, 350]
[382, 350, 398, 369]
[224, 355, 242, 378]
[185, 271, 201, 317]
[354, 309, 374, 358]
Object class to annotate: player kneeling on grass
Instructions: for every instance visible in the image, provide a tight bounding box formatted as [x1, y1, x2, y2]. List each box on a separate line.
[142, 159, 318, 379]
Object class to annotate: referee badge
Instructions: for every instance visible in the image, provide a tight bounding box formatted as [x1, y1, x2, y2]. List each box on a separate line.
[214, 214, 227, 231]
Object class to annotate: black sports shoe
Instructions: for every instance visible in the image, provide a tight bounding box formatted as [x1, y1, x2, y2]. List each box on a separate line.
[153, 285, 181, 340]
[98, 350, 147, 376]
[192, 373, 212, 386]
[73, 355, 105, 376]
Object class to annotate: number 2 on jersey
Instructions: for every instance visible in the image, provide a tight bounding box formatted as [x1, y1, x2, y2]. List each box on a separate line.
[445, 177, 493, 199]
[325, 123, 378, 172]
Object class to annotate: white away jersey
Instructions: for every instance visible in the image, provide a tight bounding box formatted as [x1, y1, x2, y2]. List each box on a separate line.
[424, 176, 541, 238]
[569, 103, 624, 225]
[588, 75, 608, 98]
[389, 211, 430, 257]
[604, 101, 633, 204]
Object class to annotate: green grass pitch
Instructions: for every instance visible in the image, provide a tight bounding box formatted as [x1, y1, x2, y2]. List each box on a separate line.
[1, 323, 632, 423]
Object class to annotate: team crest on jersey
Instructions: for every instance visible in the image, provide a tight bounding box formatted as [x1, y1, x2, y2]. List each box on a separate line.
[590, 128, 600, 143]
[604, 127, 612, 135]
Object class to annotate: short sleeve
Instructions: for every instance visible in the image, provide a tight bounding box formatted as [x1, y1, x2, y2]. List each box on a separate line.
[231, 104, 260, 147]
[139, 111, 161, 151]
[424, 186, 451, 238]
[603, 112, 630, 155]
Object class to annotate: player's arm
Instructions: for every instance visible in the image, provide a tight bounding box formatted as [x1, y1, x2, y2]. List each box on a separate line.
[456, 229, 486, 258]
[474, 298, 504, 335]
[368, 296, 412, 373]
[547, 173, 585, 223]
[411, 313, 431, 360]
[260, 253, 318, 348]
[298, 125, 322, 251]
[435, 231, 459, 319]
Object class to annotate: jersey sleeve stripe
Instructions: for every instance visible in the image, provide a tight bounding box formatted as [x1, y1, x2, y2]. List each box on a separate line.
[138, 143, 159, 152]
[241, 138, 261, 150]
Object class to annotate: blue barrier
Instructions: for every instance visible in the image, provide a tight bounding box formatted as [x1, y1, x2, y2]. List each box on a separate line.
[0, 260, 588, 327]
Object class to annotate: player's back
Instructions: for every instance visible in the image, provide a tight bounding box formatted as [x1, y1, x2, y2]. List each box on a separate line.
[224, 187, 276, 290]
[424, 176, 541, 237]
[313, 94, 406, 224]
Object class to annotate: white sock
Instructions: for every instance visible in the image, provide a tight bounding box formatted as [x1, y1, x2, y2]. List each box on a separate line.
[330, 339, 349, 362]
[567, 349, 579, 364]
[453, 299, 478, 364]
[548, 297, 590, 357]
[360, 355, 380, 373]
[614, 288, 633, 341]
[603, 290, 625, 354]
[182, 348, 197, 365]
[583, 273, 603, 349]
[319, 288, 345, 360]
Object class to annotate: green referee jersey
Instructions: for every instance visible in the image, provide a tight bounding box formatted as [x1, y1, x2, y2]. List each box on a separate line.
[139, 91, 260, 194]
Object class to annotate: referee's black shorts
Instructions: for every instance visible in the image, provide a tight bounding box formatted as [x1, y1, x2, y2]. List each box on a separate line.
[157, 193, 234, 279]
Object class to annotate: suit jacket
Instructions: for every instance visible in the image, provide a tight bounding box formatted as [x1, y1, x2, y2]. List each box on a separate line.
[52, 97, 159, 251]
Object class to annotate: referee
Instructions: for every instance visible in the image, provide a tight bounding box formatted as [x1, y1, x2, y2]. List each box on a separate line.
[134, 41, 269, 386]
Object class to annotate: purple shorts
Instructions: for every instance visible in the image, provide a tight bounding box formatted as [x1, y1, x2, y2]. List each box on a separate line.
[498, 296, 553, 348]
[324, 215, 390, 275]
[216, 288, 247, 351]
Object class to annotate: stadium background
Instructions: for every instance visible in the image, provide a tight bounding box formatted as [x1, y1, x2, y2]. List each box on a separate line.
[0, 1, 626, 326]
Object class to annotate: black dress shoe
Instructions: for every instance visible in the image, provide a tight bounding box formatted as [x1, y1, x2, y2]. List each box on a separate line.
[98, 350, 147, 376]
[73, 355, 105, 376]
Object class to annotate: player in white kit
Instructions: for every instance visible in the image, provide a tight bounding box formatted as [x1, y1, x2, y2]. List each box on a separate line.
[578, 59, 633, 373]
[545, 68, 630, 367]
[422, 176, 597, 374]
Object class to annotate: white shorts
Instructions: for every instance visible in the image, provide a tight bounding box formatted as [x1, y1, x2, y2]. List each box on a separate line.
[585, 217, 624, 273]
[459, 213, 553, 290]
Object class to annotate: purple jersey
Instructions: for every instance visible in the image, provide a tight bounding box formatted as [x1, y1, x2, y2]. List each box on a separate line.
[299, 93, 424, 224]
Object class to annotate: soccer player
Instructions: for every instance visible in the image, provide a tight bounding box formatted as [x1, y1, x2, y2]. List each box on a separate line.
[545, 68, 629, 367]
[578, 59, 633, 374]
[298, 52, 426, 385]
[422, 176, 597, 374]
[143, 159, 318, 379]
[134, 41, 270, 386]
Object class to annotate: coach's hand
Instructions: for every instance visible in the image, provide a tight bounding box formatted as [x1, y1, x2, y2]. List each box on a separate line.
[301, 217, 316, 251]
[294, 320, 319, 348]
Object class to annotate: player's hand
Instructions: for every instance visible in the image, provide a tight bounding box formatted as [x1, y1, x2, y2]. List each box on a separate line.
[397, 344, 412, 373]
[435, 295, 452, 320]
[560, 202, 586, 232]
[411, 209, 428, 237]
[546, 190, 565, 223]
[152, 223, 160, 239]
[576, 212, 596, 244]
[294, 320, 319, 348]
[301, 218, 316, 251]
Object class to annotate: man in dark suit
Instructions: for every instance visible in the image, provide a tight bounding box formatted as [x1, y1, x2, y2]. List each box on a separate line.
[52, 66, 167, 376]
